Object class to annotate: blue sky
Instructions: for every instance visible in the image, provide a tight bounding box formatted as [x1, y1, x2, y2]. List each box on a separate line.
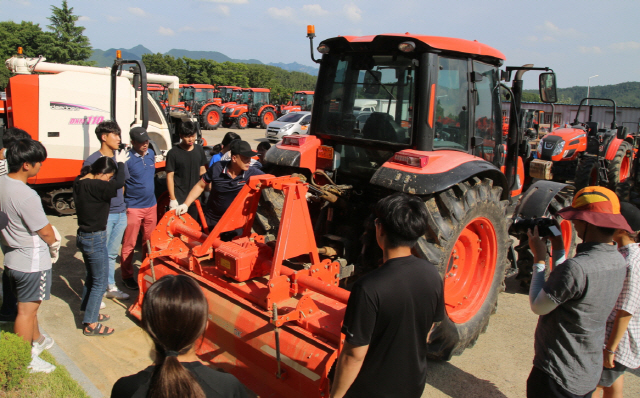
[2, 0, 639, 89]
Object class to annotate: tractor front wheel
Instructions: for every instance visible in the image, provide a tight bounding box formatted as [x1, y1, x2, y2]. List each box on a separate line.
[202, 106, 222, 130]
[235, 115, 249, 129]
[414, 177, 509, 360]
[260, 110, 276, 129]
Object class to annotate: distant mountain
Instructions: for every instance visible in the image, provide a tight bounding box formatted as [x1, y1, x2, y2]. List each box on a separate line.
[524, 82, 640, 108]
[268, 61, 318, 76]
[165, 49, 262, 65]
[88, 45, 152, 66]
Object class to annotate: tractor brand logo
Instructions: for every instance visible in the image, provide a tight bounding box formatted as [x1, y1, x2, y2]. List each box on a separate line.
[69, 116, 105, 125]
[544, 142, 554, 149]
[50, 102, 108, 112]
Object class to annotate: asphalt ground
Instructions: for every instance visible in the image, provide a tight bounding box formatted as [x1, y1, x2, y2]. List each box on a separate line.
[1, 126, 639, 397]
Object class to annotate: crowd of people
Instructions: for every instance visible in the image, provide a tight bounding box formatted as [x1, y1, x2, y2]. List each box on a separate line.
[0, 120, 639, 398]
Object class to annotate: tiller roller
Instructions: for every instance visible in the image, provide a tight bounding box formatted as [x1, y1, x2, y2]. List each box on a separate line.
[130, 175, 349, 397]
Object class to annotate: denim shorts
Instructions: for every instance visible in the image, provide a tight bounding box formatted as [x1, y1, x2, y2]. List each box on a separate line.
[598, 361, 627, 387]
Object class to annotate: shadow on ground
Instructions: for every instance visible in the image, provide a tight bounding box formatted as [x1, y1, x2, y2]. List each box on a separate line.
[425, 361, 509, 398]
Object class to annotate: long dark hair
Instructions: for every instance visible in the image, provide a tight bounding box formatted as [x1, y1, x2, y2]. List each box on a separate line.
[79, 156, 117, 178]
[142, 275, 208, 398]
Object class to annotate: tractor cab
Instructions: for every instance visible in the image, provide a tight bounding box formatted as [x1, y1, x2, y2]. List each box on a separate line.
[278, 91, 315, 116]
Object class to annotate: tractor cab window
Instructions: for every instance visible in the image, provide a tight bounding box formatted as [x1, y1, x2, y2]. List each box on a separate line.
[435, 57, 469, 151]
[241, 91, 252, 104]
[317, 53, 415, 145]
[472, 62, 501, 163]
[194, 89, 214, 102]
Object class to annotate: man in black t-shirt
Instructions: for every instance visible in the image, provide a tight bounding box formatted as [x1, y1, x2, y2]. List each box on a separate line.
[166, 123, 207, 220]
[177, 140, 264, 230]
[331, 193, 445, 398]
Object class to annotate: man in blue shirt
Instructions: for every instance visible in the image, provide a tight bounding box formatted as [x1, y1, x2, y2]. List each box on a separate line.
[177, 140, 264, 230]
[120, 127, 157, 291]
[83, 121, 130, 300]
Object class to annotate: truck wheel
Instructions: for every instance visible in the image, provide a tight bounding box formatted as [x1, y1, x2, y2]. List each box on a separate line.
[235, 115, 249, 129]
[414, 177, 509, 360]
[574, 155, 599, 191]
[202, 106, 222, 130]
[260, 110, 276, 129]
[607, 141, 632, 188]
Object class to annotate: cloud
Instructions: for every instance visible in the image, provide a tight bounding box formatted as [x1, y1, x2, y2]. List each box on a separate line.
[609, 41, 640, 52]
[128, 7, 147, 17]
[218, 5, 230, 16]
[198, 0, 248, 3]
[106, 15, 122, 23]
[158, 26, 175, 36]
[178, 26, 219, 33]
[344, 3, 362, 22]
[78, 16, 92, 22]
[303, 4, 329, 16]
[536, 21, 582, 39]
[524, 36, 538, 42]
[267, 6, 295, 19]
[578, 46, 602, 54]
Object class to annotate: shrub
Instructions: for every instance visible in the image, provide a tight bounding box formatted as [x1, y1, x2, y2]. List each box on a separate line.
[0, 331, 31, 390]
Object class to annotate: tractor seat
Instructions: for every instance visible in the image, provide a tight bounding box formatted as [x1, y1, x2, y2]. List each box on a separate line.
[586, 121, 598, 136]
[361, 112, 405, 143]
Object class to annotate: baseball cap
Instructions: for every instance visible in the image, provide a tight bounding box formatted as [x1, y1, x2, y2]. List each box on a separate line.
[620, 202, 640, 232]
[0, 211, 8, 231]
[230, 140, 258, 157]
[557, 186, 633, 232]
[129, 127, 150, 143]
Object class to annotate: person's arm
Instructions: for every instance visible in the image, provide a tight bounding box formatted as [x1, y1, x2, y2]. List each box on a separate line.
[183, 179, 207, 207]
[36, 224, 57, 246]
[200, 165, 206, 176]
[107, 162, 127, 191]
[528, 226, 563, 315]
[604, 309, 633, 368]
[167, 171, 176, 200]
[330, 342, 369, 398]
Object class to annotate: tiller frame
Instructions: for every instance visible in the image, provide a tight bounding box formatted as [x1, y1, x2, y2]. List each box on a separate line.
[130, 175, 349, 397]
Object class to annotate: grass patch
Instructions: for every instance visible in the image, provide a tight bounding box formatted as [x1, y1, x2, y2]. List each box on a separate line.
[0, 324, 89, 398]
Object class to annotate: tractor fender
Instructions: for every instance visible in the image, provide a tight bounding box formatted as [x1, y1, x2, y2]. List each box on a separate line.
[513, 179, 569, 219]
[604, 137, 630, 161]
[199, 103, 219, 116]
[258, 105, 276, 116]
[264, 136, 321, 171]
[370, 150, 509, 200]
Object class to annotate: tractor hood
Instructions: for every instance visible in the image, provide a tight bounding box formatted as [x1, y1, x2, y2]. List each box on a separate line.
[537, 127, 587, 161]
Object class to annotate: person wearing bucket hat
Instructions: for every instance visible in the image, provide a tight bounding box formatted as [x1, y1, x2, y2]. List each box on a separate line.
[526, 186, 628, 397]
[595, 202, 640, 397]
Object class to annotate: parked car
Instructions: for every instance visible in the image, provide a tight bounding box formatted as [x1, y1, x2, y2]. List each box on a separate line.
[265, 111, 311, 142]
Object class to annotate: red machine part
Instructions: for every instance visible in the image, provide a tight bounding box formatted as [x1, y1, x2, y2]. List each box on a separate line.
[130, 175, 349, 398]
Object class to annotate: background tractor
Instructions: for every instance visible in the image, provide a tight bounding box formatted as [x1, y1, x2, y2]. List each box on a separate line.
[221, 88, 277, 129]
[130, 27, 577, 398]
[532, 98, 634, 190]
[276, 90, 315, 117]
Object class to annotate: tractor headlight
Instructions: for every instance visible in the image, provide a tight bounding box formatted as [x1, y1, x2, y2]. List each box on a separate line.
[280, 123, 294, 132]
[551, 141, 565, 156]
[282, 109, 290, 115]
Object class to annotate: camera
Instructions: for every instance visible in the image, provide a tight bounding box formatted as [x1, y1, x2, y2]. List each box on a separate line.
[512, 217, 562, 238]
[118, 143, 127, 151]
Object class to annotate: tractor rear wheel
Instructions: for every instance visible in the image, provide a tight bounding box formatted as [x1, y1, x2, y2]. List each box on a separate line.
[574, 155, 599, 191]
[260, 110, 276, 129]
[202, 106, 222, 130]
[608, 141, 632, 187]
[235, 115, 249, 129]
[414, 177, 509, 360]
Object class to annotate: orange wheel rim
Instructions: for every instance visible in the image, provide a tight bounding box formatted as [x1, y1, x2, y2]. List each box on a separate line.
[240, 117, 248, 127]
[207, 112, 219, 125]
[264, 113, 274, 124]
[620, 154, 631, 182]
[444, 217, 497, 324]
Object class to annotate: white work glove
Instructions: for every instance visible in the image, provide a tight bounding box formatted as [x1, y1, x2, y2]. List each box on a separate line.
[49, 225, 62, 264]
[169, 199, 179, 210]
[175, 204, 189, 216]
[114, 149, 130, 164]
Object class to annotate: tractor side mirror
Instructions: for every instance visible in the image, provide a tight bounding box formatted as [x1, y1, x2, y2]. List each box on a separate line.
[617, 126, 628, 140]
[539, 73, 558, 103]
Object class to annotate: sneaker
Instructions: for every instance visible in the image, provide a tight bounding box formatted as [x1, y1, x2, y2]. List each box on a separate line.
[32, 334, 55, 356]
[122, 278, 139, 291]
[100, 301, 106, 309]
[28, 354, 56, 374]
[105, 286, 129, 300]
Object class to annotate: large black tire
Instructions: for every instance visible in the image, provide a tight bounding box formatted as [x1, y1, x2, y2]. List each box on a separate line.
[574, 155, 599, 191]
[413, 177, 510, 360]
[607, 141, 633, 189]
[201, 106, 222, 130]
[260, 110, 276, 129]
[235, 114, 249, 129]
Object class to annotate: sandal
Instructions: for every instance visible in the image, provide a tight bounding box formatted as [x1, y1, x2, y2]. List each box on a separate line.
[97, 314, 110, 322]
[83, 323, 114, 336]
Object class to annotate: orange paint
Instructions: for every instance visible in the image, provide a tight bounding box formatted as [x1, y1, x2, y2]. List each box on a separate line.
[428, 84, 435, 128]
[7, 75, 39, 140]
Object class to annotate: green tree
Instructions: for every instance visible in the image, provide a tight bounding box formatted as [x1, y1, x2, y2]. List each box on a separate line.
[45, 0, 93, 65]
[0, 21, 52, 89]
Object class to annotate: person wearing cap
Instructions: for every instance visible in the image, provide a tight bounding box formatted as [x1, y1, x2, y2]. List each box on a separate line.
[595, 202, 640, 397]
[166, 122, 208, 221]
[119, 127, 157, 291]
[176, 140, 264, 231]
[526, 186, 630, 398]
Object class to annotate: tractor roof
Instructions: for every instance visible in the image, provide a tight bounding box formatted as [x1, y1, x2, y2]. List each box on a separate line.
[244, 88, 270, 93]
[188, 84, 215, 89]
[218, 86, 242, 89]
[325, 33, 505, 61]
[295, 91, 314, 95]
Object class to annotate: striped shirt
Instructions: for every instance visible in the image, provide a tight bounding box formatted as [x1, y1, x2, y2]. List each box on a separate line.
[606, 243, 640, 369]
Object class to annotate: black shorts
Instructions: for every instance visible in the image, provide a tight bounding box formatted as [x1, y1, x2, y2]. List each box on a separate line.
[598, 361, 627, 388]
[6, 268, 52, 302]
[527, 366, 594, 398]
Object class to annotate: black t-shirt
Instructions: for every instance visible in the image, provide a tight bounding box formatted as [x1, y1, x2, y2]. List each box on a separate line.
[202, 161, 264, 225]
[110, 361, 249, 398]
[166, 144, 208, 203]
[341, 255, 445, 398]
[73, 162, 126, 233]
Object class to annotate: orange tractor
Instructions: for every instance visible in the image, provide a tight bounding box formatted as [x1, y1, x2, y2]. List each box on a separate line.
[221, 87, 277, 129]
[130, 27, 576, 397]
[276, 90, 314, 117]
[532, 98, 634, 191]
